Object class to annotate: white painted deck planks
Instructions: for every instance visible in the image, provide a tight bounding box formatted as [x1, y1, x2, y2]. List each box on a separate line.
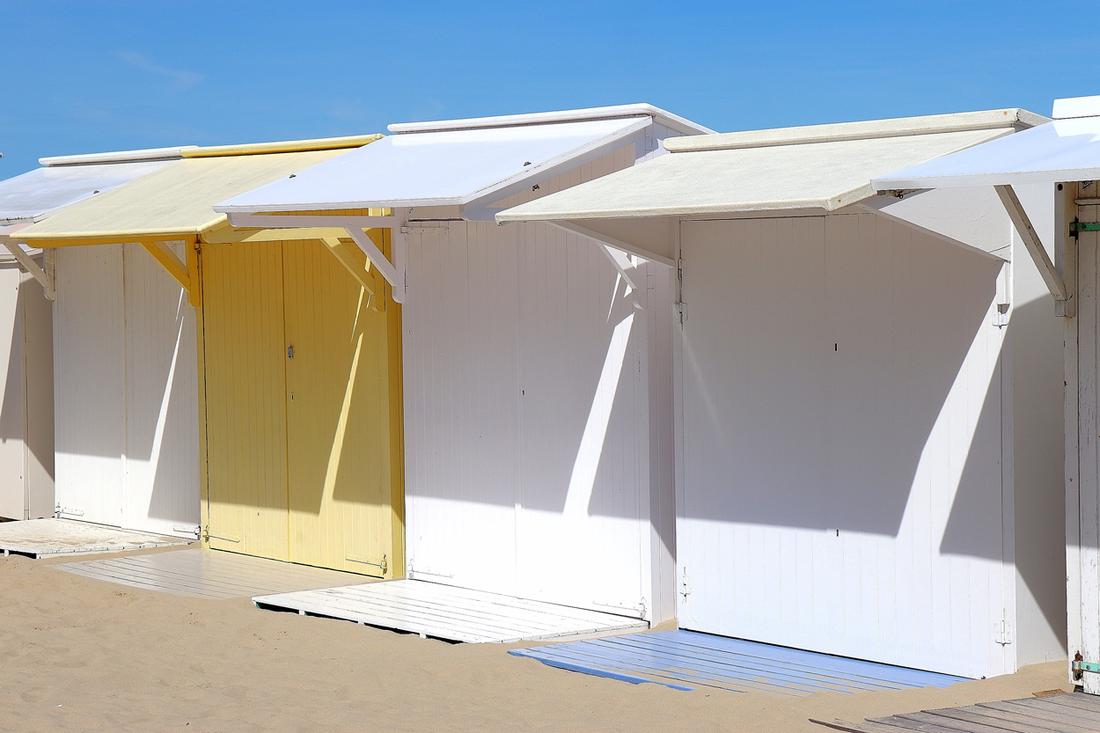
[0, 518, 187, 558]
[56, 548, 365, 599]
[253, 579, 648, 642]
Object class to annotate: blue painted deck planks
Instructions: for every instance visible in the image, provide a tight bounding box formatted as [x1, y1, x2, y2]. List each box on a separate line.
[509, 630, 967, 695]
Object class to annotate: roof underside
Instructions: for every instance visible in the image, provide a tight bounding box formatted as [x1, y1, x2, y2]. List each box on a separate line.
[216, 116, 657, 214]
[873, 115, 1100, 190]
[497, 126, 1016, 222]
[0, 160, 168, 224]
[17, 149, 346, 243]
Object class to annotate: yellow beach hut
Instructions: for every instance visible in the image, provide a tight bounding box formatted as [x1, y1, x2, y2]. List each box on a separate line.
[15, 136, 405, 576]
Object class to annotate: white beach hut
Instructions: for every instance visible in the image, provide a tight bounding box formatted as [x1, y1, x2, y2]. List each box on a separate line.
[873, 94, 1100, 693]
[215, 105, 712, 638]
[0, 157, 169, 521]
[498, 109, 1067, 678]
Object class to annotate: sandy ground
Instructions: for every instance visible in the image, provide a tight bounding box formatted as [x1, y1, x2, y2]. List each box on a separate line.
[0, 549, 1073, 733]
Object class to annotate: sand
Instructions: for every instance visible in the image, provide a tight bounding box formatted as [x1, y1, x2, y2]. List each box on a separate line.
[0, 549, 1072, 732]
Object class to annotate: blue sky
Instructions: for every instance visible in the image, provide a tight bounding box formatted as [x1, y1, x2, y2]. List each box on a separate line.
[1, 0, 1097, 174]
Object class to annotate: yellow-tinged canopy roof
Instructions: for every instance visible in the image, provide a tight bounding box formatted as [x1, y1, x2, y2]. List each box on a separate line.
[18, 135, 381, 246]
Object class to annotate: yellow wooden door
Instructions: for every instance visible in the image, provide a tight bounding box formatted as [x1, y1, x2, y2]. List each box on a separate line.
[282, 238, 401, 575]
[201, 243, 290, 560]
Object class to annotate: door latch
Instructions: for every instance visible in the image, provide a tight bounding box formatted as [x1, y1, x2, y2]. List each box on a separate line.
[287, 344, 295, 360]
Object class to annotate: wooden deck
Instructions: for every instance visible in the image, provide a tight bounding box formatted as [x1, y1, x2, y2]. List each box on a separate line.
[253, 579, 648, 643]
[813, 691, 1100, 732]
[0, 518, 188, 558]
[511, 630, 965, 696]
[56, 548, 366, 599]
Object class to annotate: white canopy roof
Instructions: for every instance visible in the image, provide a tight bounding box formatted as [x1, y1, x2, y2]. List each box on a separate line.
[874, 96, 1100, 190]
[217, 104, 712, 214]
[497, 109, 1041, 222]
[0, 160, 168, 225]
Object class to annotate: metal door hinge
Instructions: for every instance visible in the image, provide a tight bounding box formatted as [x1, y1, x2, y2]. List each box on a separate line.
[679, 569, 690, 601]
[676, 302, 687, 326]
[202, 526, 240, 544]
[173, 525, 201, 540]
[55, 504, 84, 518]
[346, 553, 387, 576]
[1073, 652, 1100, 679]
[1070, 219, 1100, 238]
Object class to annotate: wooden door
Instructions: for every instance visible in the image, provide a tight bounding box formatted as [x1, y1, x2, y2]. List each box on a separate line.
[201, 243, 290, 559]
[282, 238, 399, 575]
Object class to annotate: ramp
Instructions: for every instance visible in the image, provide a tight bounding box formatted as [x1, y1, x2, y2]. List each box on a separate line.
[0, 518, 187, 559]
[253, 579, 647, 643]
[56, 548, 365, 599]
[510, 630, 967, 696]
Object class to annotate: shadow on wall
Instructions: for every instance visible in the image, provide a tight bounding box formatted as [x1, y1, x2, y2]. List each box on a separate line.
[678, 214, 1004, 537]
[0, 268, 55, 485]
[940, 290, 1067, 656]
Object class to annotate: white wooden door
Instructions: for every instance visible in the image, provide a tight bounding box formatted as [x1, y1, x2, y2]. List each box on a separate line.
[54, 246, 126, 525]
[677, 214, 1010, 678]
[514, 222, 650, 617]
[403, 222, 653, 617]
[403, 224, 520, 595]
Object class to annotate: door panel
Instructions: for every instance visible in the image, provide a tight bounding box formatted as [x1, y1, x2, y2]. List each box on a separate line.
[678, 215, 1008, 678]
[283, 239, 397, 575]
[53, 246, 126, 526]
[515, 222, 649, 616]
[201, 243, 289, 559]
[402, 225, 520, 593]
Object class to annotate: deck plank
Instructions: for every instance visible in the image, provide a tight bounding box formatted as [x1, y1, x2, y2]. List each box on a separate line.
[253, 579, 646, 643]
[513, 629, 965, 695]
[55, 548, 364, 599]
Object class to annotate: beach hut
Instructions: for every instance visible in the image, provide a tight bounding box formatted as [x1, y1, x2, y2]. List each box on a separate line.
[497, 109, 1067, 678]
[214, 105, 711, 635]
[13, 136, 392, 562]
[872, 94, 1100, 692]
[0, 155, 170, 520]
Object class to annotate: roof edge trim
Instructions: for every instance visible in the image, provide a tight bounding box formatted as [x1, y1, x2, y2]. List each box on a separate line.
[665, 108, 1046, 153]
[40, 146, 197, 167]
[388, 103, 713, 136]
[184, 134, 383, 158]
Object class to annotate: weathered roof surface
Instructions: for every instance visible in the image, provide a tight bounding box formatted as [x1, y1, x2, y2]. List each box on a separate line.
[496, 109, 1042, 222]
[16, 147, 360, 244]
[216, 105, 711, 214]
[0, 160, 168, 224]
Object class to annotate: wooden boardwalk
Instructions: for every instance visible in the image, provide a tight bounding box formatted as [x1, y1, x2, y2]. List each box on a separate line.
[56, 548, 365, 599]
[253, 579, 647, 643]
[814, 692, 1100, 732]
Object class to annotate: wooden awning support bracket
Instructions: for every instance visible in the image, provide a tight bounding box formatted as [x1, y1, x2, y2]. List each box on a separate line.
[320, 236, 381, 311]
[225, 212, 406, 304]
[3, 241, 55, 300]
[995, 184, 1069, 308]
[140, 240, 200, 308]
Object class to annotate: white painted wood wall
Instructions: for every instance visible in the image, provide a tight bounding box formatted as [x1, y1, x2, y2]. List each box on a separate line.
[0, 262, 54, 520]
[674, 199, 1065, 679]
[53, 244, 199, 537]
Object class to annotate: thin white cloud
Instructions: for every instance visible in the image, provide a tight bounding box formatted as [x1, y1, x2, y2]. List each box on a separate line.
[115, 51, 202, 90]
